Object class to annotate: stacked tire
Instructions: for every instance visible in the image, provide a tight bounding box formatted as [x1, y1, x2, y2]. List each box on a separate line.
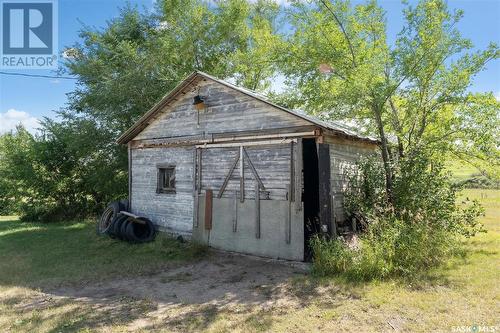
[109, 215, 156, 243]
[98, 201, 156, 243]
[96, 201, 124, 235]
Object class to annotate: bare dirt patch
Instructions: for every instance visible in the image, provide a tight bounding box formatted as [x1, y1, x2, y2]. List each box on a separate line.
[32, 252, 311, 331]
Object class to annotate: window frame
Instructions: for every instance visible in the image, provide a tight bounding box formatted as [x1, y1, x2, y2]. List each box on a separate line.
[156, 164, 176, 194]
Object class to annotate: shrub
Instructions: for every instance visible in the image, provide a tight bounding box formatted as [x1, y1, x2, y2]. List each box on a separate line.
[0, 124, 127, 222]
[312, 153, 485, 280]
[310, 236, 354, 276]
[312, 217, 465, 280]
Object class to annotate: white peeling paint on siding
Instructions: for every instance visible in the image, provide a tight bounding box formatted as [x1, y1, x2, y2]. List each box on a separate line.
[130, 147, 194, 234]
[135, 80, 309, 141]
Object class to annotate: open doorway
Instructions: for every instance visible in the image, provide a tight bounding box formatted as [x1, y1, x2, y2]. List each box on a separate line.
[302, 138, 321, 261]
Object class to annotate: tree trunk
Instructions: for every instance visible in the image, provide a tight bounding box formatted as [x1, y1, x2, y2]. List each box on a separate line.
[388, 98, 404, 158]
[373, 105, 394, 204]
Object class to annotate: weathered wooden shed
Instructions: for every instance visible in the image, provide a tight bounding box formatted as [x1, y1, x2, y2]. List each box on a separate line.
[117, 71, 378, 261]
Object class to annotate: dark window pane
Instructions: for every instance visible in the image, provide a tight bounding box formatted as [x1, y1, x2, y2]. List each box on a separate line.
[157, 166, 176, 193]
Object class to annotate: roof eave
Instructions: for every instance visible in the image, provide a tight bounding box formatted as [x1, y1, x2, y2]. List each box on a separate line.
[117, 70, 379, 145]
[116, 71, 200, 144]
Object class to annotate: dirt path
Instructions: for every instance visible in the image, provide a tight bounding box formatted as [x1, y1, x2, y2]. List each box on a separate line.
[32, 252, 311, 331]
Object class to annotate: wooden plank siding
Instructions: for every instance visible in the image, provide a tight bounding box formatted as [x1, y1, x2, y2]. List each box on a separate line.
[129, 78, 309, 234]
[128, 74, 379, 237]
[130, 147, 195, 234]
[200, 144, 292, 201]
[134, 79, 310, 141]
[325, 135, 379, 225]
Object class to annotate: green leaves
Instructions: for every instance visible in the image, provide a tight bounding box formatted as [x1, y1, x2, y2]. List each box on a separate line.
[1, 1, 284, 220]
[329, 153, 486, 280]
[1, 0, 497, 221]
[278, 0, 499, 194]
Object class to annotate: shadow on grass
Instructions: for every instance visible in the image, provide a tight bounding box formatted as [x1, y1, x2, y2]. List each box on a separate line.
[0, 217, 207, 289]
[3, 213, 496, 332]
[0, 217, 304, 331]
[2, 292, 158, 333]
[0, 218, 45, 232]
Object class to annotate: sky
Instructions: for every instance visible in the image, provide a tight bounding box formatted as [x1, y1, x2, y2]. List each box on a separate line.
[0, 0, 499, 134]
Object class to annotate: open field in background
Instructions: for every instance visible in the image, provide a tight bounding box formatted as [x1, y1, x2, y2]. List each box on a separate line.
[0, 188, 498, 332]
[445, 160, 481, 182]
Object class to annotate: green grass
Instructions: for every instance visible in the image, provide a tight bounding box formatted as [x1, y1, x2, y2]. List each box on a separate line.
[239, 189, 500, 332]
[0, 189, 498, 332]
[445, 159, 481, 182]
[0, 217, 206, 287]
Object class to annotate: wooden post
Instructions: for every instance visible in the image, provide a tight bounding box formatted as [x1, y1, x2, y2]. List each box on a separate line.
[318, 143, 334, 236]
[193, 148, 199, 228]
[294, 139, 303, 213]
[255, 182, 260, 239]
[331, 195, 337, 237]
[286, 184, 291, 244]
[233, 191, 238, 233]
[205, 190, 213, 230]
[290, 142, 295, 202]
[240, 145, 245, 203]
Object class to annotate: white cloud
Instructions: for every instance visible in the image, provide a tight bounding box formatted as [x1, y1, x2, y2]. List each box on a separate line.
[495, 91, 500, 101]
[0, 109, 40, 135]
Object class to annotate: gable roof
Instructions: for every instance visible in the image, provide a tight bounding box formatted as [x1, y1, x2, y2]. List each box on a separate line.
[117, 71, 378, 144]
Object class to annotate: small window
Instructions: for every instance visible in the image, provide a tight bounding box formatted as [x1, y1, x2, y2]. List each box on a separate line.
[157, 165, 176, 194]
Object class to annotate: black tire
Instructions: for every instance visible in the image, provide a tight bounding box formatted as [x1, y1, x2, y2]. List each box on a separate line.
[125, 221, 140, 243]
[97, 201, 121, 235]
[126, 218, 155, 243]
[108, 215, 128, 239]
[113, 215, 128, 240]
[135, 217, 156, 242]
[120, 219, 132, 241]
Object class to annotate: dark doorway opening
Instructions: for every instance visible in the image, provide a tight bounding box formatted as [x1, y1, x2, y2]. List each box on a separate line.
[302, 138, 321, 261]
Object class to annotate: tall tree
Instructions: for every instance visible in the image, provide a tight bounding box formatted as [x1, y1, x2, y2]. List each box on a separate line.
[64, 0, 282, 134]
[2, 1, 284, 220]
[62, 0, 281, 204]
[279, 0, 499, 202]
